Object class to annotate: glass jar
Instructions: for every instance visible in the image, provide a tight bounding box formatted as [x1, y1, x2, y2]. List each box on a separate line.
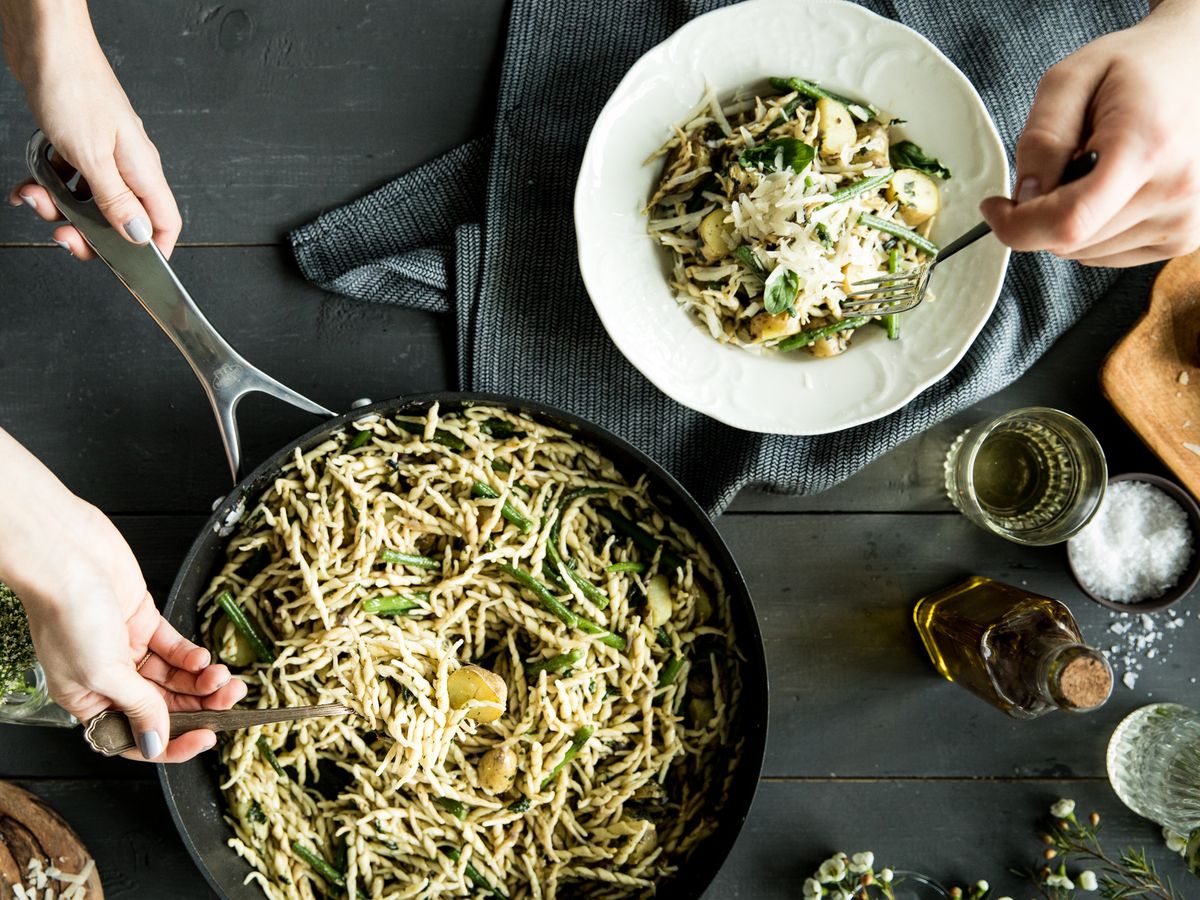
[944, 407, 1106, 545]
[1, 661, 77, 727]
[1107, 703, 1200, 837]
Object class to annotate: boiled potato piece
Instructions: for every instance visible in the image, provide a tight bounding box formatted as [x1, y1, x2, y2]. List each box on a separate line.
[647, 574, 673, 628]
[448, 665, 508, 723]
[689, 697, 716, 728]
[477, 745, 518, 794]
[216, 615, 256, 667]
[748, 310, 802, 343]
[811, 334, 847, 358]
[698, 209, 737, 262]
[816, 97, 856, 157]
[887, 169, 940, 226]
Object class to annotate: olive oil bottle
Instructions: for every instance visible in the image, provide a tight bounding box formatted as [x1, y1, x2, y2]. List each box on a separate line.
[914, 577, 1112, 720]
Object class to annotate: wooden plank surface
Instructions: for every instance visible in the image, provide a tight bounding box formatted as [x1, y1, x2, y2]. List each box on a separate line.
[0, 0, 508, 245]
[9, 778, 1192, 900]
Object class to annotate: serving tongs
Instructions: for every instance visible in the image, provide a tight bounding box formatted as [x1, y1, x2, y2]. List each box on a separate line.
[25, 130, 335, 480]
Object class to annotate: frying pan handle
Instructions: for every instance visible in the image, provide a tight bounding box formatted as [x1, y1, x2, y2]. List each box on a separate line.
[25, 131, 335, 482]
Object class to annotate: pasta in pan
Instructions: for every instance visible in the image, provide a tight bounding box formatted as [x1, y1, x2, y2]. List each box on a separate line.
[201, 403, 742, 899]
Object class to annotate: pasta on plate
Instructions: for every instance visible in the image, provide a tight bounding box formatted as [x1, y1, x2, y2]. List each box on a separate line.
[201, 404, 743, 899]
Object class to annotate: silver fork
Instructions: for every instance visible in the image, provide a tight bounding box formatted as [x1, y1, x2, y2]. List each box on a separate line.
[842, 151, 1099, 315]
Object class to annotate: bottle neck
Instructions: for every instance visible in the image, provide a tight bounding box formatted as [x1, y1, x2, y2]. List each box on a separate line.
[1036, 642, 1113, 712]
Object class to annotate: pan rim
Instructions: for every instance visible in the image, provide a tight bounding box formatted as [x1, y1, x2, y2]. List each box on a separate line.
[158, 390, 769, 899]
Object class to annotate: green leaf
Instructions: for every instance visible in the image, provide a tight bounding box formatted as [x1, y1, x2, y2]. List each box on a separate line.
[814, 223, 834, 250]
[739, 138, 815, 174]
[763, 266, 800, 315]
[889, 140, 952, 179]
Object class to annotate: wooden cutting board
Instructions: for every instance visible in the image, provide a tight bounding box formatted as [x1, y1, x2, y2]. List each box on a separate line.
[0, 782, 103, 897]
[1101, 250, 1200, 500]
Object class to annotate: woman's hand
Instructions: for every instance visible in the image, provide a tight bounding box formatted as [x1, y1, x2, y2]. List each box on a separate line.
[0, 429, 243, 762]
[980, 0, 1200, 267]
[0, 0, 181, 259]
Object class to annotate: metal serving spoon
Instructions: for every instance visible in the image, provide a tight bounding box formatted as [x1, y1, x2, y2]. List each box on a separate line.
[83, 703, 354, 757]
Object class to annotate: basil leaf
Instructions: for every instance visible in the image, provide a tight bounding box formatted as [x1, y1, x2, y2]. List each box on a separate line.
[763, 266, 800, 315]
[739, 138, 815, 174]
[889, 141, 952, 180]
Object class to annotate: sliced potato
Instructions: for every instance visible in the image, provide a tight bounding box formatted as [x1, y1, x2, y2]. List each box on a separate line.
[647, 574, 673, 628]
[698, 209, 736, 262]
[887, 169, 940, 226]
[216, 615, 256, 667]
[477, 745, 518, 794]
[816, 97, 856, 157]
[447, 665, 508, 723]
[689, 697, 716, 727]
[748, 310, 802, 343]
[811, 334, 847, 358]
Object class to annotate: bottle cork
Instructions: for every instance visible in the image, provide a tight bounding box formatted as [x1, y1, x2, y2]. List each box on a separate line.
[1058, 655, 1113, 710]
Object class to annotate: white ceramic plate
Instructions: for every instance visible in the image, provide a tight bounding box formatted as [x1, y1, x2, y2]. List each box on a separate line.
[574, 0, 1010, 435]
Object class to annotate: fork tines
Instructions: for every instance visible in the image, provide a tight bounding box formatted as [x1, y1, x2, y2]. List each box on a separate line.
[842, 270, 925, 314]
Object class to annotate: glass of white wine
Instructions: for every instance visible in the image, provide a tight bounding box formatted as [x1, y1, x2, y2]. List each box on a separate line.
[944, 407, 1106, 546]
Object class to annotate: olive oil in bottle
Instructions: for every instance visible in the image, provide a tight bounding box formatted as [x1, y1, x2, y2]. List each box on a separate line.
[913, 576, 1113, 720]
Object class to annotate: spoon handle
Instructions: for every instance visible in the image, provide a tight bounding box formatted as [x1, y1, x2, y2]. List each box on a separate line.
[83, 703, 353, 757]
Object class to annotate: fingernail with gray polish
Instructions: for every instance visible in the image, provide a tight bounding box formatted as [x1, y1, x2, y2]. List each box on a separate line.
[138, 730, 163, 760]
[125, 216, 152, 243]
[20, 194, 36, 210]
[54, 239, 73, 256]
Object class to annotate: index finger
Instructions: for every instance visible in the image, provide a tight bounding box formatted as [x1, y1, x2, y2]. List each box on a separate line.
[984, 135, 1148, 254]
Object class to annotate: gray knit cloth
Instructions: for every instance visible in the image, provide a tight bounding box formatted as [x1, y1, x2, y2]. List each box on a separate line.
[290, 0, 1146, 516]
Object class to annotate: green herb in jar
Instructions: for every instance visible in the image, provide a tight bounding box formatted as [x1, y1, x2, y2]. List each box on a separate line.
[0, 583, 35, 695]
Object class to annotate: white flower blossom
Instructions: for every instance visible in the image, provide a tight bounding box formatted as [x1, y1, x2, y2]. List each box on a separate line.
[1050, 798, 1076, 819]
[975, 881, 989, 893]
[835, 893, 854, 900]
[818, 857, 847, 884]
[879, 869, 894, 883]
[849, 852, 875, 874]
[1164, 827, 1189, 854]
[803, 877, 823, 900]
[1078, 871, 1098, 891]
[1046, 873, 1075, 890]
[996, 897, 1015, 900]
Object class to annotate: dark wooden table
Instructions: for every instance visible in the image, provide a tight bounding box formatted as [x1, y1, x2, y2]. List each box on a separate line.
[0, 3, 1195, 896]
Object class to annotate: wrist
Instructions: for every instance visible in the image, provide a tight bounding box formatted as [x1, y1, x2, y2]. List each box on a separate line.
[0, 0, 94, 86]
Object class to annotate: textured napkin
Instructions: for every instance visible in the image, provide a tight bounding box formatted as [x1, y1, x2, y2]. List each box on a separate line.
[290, 0, 1146, 515]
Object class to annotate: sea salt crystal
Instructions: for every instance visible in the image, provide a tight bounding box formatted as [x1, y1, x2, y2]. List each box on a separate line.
[1180, 371, 1191, 385]
[1068, 481, 1194, 603]
[1123, 671, 1139, 689]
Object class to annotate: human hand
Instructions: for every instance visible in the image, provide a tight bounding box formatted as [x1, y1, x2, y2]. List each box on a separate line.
[0, 430, 243, 762]
[980, 0, 1200, 267]
[0, 0, 181, 259]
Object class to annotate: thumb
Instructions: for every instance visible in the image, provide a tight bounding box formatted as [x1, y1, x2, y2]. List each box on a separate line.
[79, 156, 153, 245]
[1012, 57, 1107, 202]
[99, 667, 169, 760]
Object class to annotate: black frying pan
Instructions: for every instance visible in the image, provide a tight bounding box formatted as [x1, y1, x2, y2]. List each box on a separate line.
[27, 132, 769, 899]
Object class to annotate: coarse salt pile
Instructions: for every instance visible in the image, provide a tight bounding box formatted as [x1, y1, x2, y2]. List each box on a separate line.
[1068, 481, 1194, 603]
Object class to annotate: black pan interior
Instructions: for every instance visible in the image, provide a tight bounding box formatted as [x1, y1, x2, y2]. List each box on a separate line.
[159, 392, 768, 900]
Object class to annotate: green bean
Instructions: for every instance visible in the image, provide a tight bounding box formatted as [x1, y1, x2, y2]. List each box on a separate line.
[490, 459, 512, 474]
[347, 429, 372, 451]
[596, 508, 687, 572]
[823, 170, 892, 206]
[479, 417, 525, 439]
[546, 539, 607, 609]
[362, 593, 426, 616]
[471, 482, 533, 533]
[498, 564, 625, 651]
[605, 561, 646, 574]
[769, 76, 878, 120]
[256, 736, 287, 779]
[658, 655, 686, 687]
[395, 420, 467, 451]
[443, 847, 507, 898]
[435, 796, 466, 819]
[734, 244, 767, 279]
[216, 591, 275, 663]
[291, 841, 345, 888]
[776, 316, 870, 352]
[857, 213, 939, 256]
[541, 725, 595, 789]
[379, 548, 441, 570]
[884, 247, 900, 340]
[524, 648, 584, 676]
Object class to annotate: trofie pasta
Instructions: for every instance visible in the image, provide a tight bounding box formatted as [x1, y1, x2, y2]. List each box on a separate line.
[200, 403, 742, 899]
